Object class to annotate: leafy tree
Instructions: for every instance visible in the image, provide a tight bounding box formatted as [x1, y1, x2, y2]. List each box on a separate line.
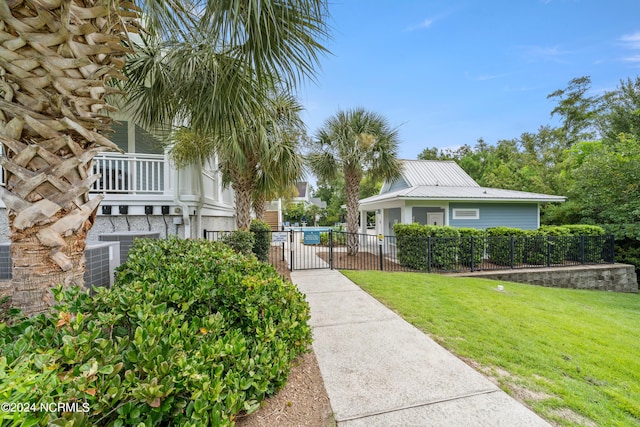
[597, 77, 640, 141]
[308, 108, 401, 255]
[565, 135, 640, 225]
[547, 76, 601, 147]
[313, 177, 345, 225]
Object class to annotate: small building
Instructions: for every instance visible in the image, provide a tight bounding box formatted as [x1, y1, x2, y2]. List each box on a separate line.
[358, 160, 565, 236]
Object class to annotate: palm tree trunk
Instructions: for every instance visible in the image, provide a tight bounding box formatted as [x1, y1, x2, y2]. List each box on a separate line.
[344, 169, 361, 256]
[252, 193, 267, 221]
[233, 180, 254, 230]
[0, 0, 134, 315]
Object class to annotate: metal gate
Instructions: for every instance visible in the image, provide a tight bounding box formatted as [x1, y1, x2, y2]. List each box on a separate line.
[202, 229, 334, 271]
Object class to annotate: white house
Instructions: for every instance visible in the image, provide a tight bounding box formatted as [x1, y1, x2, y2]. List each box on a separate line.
[0, 112, 236, 241]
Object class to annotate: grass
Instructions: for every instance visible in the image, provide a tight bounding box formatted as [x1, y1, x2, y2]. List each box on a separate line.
[341, 270, 640, 427]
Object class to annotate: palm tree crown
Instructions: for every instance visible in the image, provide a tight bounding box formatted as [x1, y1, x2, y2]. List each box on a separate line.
[308, 108, 402, 255]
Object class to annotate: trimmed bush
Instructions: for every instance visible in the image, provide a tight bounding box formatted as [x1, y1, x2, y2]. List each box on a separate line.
[457, 228, 486, 268]
[222, 229, 255, 255]
[563, 224, 606, 263]
[486, 227, 528, 266]
[525, 226, 571, 265]
[394, 224, 460, 270]
[0, 238, 311, 426]
[250, 219, 272, 262]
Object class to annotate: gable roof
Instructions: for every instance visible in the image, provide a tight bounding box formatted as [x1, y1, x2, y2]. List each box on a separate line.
[400, 159, 479, 188]
[364, 160, 565, 206]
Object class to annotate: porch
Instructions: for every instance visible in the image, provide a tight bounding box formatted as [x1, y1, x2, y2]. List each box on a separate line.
[90, 152, 169, 195]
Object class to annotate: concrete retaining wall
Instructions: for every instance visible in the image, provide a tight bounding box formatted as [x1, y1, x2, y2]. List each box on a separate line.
[451, 264, 638, 293]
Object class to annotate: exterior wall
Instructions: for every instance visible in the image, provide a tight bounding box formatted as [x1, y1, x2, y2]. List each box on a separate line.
[384, 208, 401, 236]
[88, 215, 180, 240]
[453, 264, 638, 293]
[449, 202, 539, 230]
[412, 206, 446, 225]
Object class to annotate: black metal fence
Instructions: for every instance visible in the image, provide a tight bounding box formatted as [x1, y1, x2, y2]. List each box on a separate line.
[203, 229, 615, 273]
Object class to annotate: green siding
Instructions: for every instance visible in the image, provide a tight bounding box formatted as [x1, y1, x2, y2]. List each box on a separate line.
[449, 202, 538, 230]
[110, 121, 129, 152]
[135, 125, 164, 154]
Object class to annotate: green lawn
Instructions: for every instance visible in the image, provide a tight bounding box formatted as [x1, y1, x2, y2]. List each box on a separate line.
[341, 270, 640, 427]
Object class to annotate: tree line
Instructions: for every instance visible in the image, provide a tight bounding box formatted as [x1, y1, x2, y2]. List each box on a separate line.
[416, 76, 640, 271]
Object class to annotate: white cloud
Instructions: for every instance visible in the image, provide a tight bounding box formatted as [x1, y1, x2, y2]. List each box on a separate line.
[520, 45, 571, 63]
[406, 17, 435, 32]
[619, 32, 640, 64]
[620, 31, 640, 48]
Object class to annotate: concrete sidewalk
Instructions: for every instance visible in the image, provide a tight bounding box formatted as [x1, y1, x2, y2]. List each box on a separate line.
[292, 269, 552, 427]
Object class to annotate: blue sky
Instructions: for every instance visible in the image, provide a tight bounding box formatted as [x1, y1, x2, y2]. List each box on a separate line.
[299, 0, 640, 160]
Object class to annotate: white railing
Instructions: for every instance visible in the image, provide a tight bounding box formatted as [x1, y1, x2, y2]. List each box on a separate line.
[91, 153, 166, 194]
[0, 153, 167, 194]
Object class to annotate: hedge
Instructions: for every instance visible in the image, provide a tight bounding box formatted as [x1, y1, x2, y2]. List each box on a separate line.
[457, 228, 486, 268]
[394, 223, 460, 270]
[0, 238, 311, 426]
[524, 226, 571, 265]
[486, 227, 528, 266]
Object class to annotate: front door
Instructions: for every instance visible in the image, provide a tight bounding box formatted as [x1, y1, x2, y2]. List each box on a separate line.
[426, 212, 444, 226]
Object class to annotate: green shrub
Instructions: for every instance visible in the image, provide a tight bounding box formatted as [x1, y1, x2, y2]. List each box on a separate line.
[486, 227, 528, 266]
[564, 224, 606, 263]
[524, 226, 571, 265]
[222, 229, 255, 255]
[0, 238, 312, 426]
[457, 228, 486, 268]
[394, 224, 460, 270]
[250, 219, 272, 262]
[394, 223, 429, 270]
[319, 229, 346, 246]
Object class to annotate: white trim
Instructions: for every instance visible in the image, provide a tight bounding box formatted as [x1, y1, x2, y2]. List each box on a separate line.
[452, 208, 480, 220]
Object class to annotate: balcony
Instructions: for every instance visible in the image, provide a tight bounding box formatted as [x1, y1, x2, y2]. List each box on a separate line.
[91, 153, 167, 195]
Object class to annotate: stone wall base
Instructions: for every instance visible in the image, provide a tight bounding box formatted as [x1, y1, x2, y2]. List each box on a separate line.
[450, 264, 638, 293]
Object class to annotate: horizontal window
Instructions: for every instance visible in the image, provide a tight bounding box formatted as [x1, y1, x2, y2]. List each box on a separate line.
[452, 208, 479, 220]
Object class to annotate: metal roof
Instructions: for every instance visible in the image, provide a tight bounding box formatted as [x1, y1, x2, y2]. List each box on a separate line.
[400, 160, 480, 188]
[361, 185, 566, 205]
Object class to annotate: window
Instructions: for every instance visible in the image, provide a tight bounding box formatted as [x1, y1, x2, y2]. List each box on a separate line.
[453, 208, 479, 220]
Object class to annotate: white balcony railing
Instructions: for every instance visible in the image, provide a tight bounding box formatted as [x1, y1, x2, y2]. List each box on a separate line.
[0, 153, 167, 195]
[91, 153, 166, 194]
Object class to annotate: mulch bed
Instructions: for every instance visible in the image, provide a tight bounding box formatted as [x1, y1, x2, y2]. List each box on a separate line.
[315, 250, 407, 271]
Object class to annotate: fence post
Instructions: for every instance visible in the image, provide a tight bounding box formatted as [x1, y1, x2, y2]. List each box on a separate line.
[379, 242, 383, 271]
[580, 235, 585, 264]
[609, 234, 615, 263]
[289, 230, 294, 271]
[470, 236, 475, 272]
[510, 236, 515, 269]
[427, 236, 432, 273]
[203, 229, 207, 239]
[329, 230, 335, 269]
[547, 236, 551, 267]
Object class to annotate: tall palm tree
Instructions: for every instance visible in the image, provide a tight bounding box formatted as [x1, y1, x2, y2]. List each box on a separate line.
[123, 3, 328, 230]
[170, 89, 306, 230]
[252, 92, 307, 223]
[308, 108, 402, 255]
[0, 0, 140, 315]
[0, 0, 328, 315]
